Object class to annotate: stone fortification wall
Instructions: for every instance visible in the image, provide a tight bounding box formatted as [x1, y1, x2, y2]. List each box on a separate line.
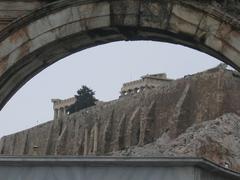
[1, 67, 240, 158]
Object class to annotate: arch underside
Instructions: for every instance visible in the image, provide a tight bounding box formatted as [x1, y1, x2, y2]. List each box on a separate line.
[0, 0, 240, 110]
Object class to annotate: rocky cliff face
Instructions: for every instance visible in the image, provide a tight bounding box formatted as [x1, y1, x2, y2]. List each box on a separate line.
[112, 113, 240, 172]
[1, 66, 240, 171]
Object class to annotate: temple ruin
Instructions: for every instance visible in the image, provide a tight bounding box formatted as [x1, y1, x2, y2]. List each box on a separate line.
[51, 97, 76, 119]
[52, 97, 104, 119]
[120, 73, 173, 96]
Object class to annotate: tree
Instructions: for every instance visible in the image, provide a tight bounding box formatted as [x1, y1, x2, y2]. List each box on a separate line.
[67, 85, 98, 114]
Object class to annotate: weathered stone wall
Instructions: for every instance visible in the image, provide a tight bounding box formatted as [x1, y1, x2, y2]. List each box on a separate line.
[0, 1, 43, 30]
[1, 67, 240, 157]
[181, 0, 240, 17]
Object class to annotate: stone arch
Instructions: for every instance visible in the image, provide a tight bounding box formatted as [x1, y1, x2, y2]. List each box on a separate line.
[0, 0, 240, 110]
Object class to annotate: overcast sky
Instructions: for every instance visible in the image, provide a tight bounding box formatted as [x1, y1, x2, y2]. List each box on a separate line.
[0, 41, 221, 138]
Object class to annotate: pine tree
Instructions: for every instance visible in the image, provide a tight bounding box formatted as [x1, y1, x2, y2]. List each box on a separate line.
[67, 85, 98, 114]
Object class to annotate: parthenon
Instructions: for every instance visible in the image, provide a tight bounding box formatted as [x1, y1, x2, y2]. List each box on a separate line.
[120, 73, 173, 96]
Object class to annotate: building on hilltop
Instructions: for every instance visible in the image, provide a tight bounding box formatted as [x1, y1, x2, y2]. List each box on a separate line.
[52, 97, 104, 120]
[51, 97, 76, 119]
[120, 73, 173, 96]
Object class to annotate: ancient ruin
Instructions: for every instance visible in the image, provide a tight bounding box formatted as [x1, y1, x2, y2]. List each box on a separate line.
[0, 0, 240, 110]
[52, 97, 76, 119]
[120, 73, 172, 96]
[2, 65, 240, 172]
[1, 0, 240, 178]
[52, 73, 172, 119]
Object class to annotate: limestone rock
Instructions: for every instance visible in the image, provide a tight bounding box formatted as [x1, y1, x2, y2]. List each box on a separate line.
[112, 113, 240, 172]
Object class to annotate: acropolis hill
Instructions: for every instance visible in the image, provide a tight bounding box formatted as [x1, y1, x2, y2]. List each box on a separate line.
[1, 64, 240, 172]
